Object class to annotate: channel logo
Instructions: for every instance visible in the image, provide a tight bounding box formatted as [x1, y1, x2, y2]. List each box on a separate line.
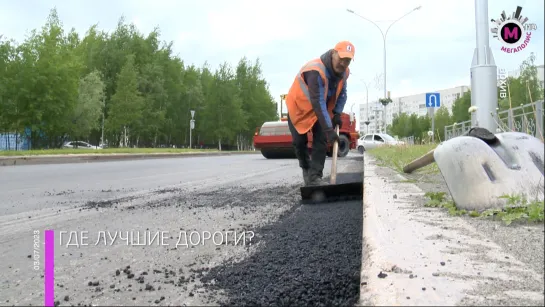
[490, 6, 537, 54]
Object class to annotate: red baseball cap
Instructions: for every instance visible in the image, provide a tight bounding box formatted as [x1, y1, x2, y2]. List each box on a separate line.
[334, 41, 355, 59]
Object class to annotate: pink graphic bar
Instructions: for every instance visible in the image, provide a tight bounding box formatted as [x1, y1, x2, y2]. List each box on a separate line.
[44, 230, 54, 306]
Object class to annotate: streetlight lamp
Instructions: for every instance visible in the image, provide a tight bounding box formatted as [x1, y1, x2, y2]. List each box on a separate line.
[347, 6, 421, 132]
[349, 103, 357, 131]
[347, 6, 421, 100]
[360, 79, 372, 133]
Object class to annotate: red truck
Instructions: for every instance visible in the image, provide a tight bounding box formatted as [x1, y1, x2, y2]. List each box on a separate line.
[253, 112, 359, 159]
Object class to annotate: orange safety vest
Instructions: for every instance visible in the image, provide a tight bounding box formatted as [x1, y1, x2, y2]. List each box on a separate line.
[285, 58, 349, 134]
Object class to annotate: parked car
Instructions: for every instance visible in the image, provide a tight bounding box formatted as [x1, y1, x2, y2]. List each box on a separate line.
[63, 141, 102, 149]
[357, 133, 405, 153]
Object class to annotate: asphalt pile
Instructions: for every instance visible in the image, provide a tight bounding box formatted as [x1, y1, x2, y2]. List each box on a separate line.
[200, 198, 363, 306]
[61, 169, 363, 306]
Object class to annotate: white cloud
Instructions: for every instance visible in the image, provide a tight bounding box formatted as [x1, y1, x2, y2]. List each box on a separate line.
[204, 0, 311, 51]
[131, 17, 141, 29]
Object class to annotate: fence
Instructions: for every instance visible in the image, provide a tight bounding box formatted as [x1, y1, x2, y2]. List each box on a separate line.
[444, 100, 544, 141]
[400, 136, 415, 145]
[0, 133, 31, 151]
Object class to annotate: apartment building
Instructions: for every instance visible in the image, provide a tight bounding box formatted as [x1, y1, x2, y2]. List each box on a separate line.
[358, 101, 383, 134]
[358, 85, 470, 134]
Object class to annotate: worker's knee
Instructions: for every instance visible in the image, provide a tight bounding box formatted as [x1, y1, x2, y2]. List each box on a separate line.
[311, 128, 326, 145]
[292, 134, 307, 149]
[313, 134, 327, 149]
[314, 133, 326, 145]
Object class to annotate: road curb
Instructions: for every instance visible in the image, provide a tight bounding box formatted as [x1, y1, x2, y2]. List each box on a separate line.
[0, 151, 260, 167]
[359, 154, 463, 306]
[358, 154, 544, 306]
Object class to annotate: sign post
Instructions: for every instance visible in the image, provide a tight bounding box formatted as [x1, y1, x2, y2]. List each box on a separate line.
[190, 110, 195, 148]
[425, 93, 441, 142]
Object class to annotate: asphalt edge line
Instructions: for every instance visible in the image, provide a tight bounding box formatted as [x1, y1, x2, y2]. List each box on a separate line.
[0, 151, 261, 167]
[360, 155, 466, 306]
[358, 153, 431, 306]
[359, 153, 457, 306]
[359, 153, 396, 306]
[358, 152, 367, 306]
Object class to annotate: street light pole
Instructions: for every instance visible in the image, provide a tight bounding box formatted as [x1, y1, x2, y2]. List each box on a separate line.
[471, 0, 497, 132]
[347, 6, 421, 99]
[347, 6, 422, 131]
[350, 103, 356, 128]
[101, 106, 104, 145]
[360, 79, 371, 133]
[190, 110, 195, 149]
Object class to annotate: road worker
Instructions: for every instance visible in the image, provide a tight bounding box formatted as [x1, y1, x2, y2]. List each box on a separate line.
[285, 41, 354, 186]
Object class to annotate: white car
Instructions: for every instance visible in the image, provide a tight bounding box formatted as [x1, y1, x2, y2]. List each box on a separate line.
[357, 133, 405, 153]
[63, 141, 102, 149]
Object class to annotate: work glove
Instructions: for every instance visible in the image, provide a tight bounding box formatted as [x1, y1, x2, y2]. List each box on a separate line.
[332, 113, 342, 129]
[325, 129, 339, 144]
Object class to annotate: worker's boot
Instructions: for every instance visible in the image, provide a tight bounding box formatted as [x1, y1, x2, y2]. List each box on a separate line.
[307, 169, 326, 186]
[302, 168, 310, 186]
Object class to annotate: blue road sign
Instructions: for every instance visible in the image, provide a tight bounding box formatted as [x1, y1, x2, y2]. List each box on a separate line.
[425, 93, 441, 108]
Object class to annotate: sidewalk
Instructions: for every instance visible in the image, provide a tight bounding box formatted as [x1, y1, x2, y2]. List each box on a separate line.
[359, 154, 544, 306]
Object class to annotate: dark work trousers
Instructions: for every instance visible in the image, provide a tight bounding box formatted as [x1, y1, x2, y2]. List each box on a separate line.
[287, 114, 327, 179]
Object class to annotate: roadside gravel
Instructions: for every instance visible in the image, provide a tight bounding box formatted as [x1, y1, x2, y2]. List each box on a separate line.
[403, 170, 545, 279]
[365, 157, 544, 306]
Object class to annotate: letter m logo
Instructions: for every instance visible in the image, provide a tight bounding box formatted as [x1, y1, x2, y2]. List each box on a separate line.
[503, 27, 519, 40]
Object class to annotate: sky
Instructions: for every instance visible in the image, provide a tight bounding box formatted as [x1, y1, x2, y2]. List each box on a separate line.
[1, 0, 544, 125]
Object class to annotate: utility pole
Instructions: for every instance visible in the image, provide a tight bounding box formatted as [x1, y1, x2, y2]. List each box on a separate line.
[470, 0, 498, 131]
[101, 97, 105, 146]
[360, 79, 372, 134]
[431, 107, 435, 143]
[190, 110, 195, 148]
[347, 6, 421, 133]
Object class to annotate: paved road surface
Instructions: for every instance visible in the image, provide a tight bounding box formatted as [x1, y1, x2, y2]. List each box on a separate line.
[0, 153, 363, 306]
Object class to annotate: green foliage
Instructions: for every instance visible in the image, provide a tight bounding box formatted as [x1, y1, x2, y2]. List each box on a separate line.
[481, 194, 544, 225]
[423, 191, 544, 225]
[379, 97, 392, 106]
[498, 53, 544, 112]
[432, 106, 451, 141]
[451, 91, 471, 123]
[387, 113, 431, 144]
[422, 192, 466, 216]
[107, 54, 144, 144]
[367, 144, 440, 174]
[70, 70, 105, 141]
[0, 8, 278, 149]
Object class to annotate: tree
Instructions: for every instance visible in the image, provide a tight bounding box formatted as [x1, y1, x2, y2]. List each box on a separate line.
[388, 113, 411, 138]
[235, 57, 277, 150]
[451, 91, 471, 123]
[204, 62, 246, 150]
[138, 51, 168, 147]
[0, 10, 279, 150]
[432, 106, 451, 141]
[15, 9, 83, 148]
[69, 70, 105, 142]
[498, 53, 543, 117]
[106, 54, 144, 147]
[0, 38, 16, 134]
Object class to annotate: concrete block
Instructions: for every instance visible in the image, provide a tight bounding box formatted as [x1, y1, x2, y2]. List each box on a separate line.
[434, 132, 544, 211]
